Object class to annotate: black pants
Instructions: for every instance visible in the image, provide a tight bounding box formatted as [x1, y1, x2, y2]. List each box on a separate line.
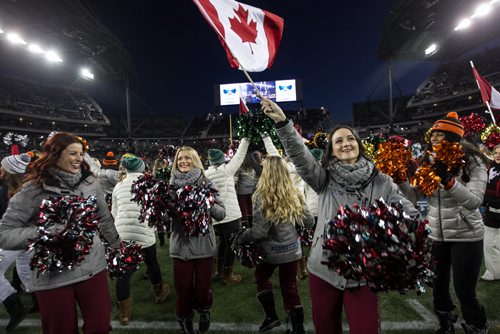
[116, 243, 163, 301]
[214, 219, 240, 267]
[432, 240, 487, 328]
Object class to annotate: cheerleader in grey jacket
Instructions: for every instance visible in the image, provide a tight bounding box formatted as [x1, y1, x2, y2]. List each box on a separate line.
[261, 98, 420, 334]
[169, 146, 225, 334]
[400, 113, 489, 334]
[237, 155, 314, 334]
[0, 133, 120, 334]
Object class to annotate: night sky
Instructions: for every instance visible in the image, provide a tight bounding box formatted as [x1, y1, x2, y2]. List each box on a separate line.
[22, 1, 444, 123]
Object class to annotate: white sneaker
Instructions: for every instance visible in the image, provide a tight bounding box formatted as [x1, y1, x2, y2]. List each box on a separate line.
[480, 271, 494, 281]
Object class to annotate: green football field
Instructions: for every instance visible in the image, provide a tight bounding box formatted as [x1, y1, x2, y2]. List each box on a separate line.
[1, 239, 499, 334]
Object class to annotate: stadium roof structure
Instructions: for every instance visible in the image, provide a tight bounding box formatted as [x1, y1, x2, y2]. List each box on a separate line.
[0, 0, 135, 81]
[379, 0, 500, 61]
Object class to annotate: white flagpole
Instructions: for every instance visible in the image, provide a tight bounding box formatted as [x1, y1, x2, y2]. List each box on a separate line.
[229, 114, 233, 142]
[470, 61, 496, 124]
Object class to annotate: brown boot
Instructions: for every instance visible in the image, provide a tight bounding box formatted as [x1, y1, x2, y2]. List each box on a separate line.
[117, 298, 131, 326]
[214, 257, 224, 280]
[297, 256, 308, 280]
[223, 265, 241, 286]
[153, 281, 170, 303]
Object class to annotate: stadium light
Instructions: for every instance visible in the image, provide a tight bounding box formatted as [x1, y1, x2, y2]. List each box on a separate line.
[80, 68, 95, 80]
[0, 28, 4, 34]
[6, 33, 27, 45]
[472, 3, 492, 18]
[454, 18, 472, 31]
[424, 43, 438, 56]
[28, 43, 44, 54]
[45, 50, 63, 63]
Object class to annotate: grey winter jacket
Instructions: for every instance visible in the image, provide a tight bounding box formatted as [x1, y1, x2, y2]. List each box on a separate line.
[0, 173, 120, 292]
[98, 168, 119, 195]
[169, 174, 226, 260]
[276, 121, 420, 289]
[400, 155, 487, 242]
[238, 196, 314, 264]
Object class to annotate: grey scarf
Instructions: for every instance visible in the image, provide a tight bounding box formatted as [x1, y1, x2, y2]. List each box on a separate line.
[170, 167, 202, 187]
[326, 157, 375, 190]
[49, 167, 83, 189]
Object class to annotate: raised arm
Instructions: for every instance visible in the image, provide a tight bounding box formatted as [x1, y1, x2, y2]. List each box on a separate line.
[225, 138, 250, 176]
[261, 98, 327, 192]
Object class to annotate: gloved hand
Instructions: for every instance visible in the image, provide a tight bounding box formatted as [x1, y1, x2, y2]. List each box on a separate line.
[432, 160, 452, 185]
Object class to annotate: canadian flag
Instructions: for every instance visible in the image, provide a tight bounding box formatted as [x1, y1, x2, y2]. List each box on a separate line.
[239, 96, 249, 114]
[193, 0, 284, 72]
[472, 66, 500, 110]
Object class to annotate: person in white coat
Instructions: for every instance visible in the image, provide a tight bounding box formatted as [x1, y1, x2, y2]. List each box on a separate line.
[111, 156, 170, 325]
[205, 138, 249, 285]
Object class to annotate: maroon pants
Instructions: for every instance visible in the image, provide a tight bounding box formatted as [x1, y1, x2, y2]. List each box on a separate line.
[173, 257, 213, 319]
[255, 261, 301, 312]
[237, 194, 253, 224]
[309, 273, 380, 334]
[35, 271, 112, 334]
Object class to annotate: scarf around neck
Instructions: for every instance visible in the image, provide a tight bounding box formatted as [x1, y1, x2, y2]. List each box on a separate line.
[171, 167, 202, 187]
[49, 167, 83, 189]
[326, 157, 375, 190]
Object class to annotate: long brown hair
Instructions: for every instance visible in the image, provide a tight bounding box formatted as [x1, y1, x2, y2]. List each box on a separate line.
[24, 132, 90, 185]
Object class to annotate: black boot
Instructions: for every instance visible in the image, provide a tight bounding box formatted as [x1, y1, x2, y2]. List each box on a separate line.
[461, 305, 489, 334]
[3, 293, 30, 332]
[177, 313, 195, 334]
[257, 291, 281, 332]
[287, 306, 305, 334]
[435, 309, 458, 334]
[461, 322, 489, 334]
[199, 309, 210, 333]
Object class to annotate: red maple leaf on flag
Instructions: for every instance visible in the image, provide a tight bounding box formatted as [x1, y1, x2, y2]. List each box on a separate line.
[229, 5, 258, 53]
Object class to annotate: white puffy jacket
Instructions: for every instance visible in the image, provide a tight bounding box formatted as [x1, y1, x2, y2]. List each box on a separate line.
[111, 172, 156, 247]
[205, 138, 250, 225]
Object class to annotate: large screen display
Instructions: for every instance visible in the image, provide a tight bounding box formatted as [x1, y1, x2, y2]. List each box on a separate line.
[216, 79, 301, 106]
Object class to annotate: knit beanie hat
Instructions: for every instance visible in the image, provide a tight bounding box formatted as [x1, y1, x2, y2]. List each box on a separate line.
[122, 157, 145, 173]
[208, 149, 225, 166]
[1, 153, 31, 175]
[310, 148, 324, 161]
[431, 112, 464, 142]
[103, 151, 118, 166]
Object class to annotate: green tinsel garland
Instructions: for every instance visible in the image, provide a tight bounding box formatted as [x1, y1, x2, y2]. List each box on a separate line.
[236, 111, 282, 151]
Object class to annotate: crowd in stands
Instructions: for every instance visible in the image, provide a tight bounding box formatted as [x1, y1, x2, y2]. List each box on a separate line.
[408, 47, 500, 108]
[0, 74, 109, 124]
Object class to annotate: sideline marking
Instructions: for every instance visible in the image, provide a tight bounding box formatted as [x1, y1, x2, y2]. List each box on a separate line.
[2, 300, 497, 332]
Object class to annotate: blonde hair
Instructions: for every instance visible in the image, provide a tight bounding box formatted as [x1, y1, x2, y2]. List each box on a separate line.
[171, 146, 204, 174]
[253, 156, 306, 225]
